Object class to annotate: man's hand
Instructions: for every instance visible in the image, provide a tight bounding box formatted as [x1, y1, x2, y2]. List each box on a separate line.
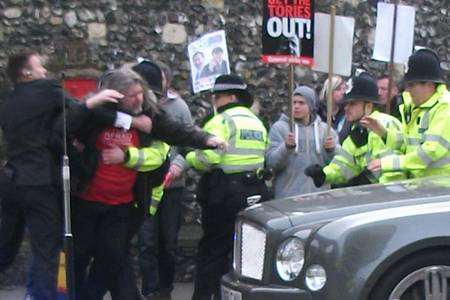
[368, 159, 382, 173]
[324, 136, 335, 152]
[85, 89, 123, 109]
[168, 164, 183, 180]
[132, 115, 152, 134]
[360, 116, 387, 139]
[285, 132, 296, 149]
[206, 136, 228, 150]
[102, 146, 125, 165]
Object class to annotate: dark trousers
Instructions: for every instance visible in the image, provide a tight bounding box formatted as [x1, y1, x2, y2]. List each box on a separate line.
[72, 198, 137, 300]
[138, 187, 183, 296]
[192, 174, 268, 300]
[0, 185, 62, 300]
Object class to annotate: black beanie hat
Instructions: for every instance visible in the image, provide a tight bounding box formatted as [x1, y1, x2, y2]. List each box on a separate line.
[132, 60, 163, 96]
[343, 73, 380, 104]
[212, 74, 253, 107]
[404, 48, 445, 83]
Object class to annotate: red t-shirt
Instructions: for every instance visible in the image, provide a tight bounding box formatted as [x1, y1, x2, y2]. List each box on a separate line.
[80, 127, 140, 205]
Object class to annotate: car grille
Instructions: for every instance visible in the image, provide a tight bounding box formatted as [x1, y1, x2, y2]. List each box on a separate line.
[234, 221, 266, 280]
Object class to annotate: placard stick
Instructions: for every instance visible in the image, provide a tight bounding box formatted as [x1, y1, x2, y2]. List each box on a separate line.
[288, 64, 295, 131]
[386, 0, 399, 115]
[326, 5, 336, 136]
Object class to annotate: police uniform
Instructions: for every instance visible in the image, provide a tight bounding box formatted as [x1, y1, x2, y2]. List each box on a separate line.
[187, 75, 269, 299]
[305, 74, 407, 187]
[381, 49, 450, 178]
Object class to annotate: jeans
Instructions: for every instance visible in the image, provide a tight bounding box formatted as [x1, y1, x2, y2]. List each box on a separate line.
[138, 187, 183, 296]
[0, 185, 62, 300]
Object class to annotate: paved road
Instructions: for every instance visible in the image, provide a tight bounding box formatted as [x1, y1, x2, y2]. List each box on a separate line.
[0, 282, 194, 300]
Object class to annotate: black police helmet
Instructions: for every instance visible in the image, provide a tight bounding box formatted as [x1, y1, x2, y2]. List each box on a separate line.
[343, 72, 381, 105]
[404, 48, 445, 83]
[212, 74, 253, 107]
[132, 60, 163, 96]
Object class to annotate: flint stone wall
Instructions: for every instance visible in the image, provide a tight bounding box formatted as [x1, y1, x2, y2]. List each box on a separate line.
[0, 0, 449, 288]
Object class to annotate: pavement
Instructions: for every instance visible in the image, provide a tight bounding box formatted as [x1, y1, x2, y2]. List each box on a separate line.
[0, 282, 194, 300]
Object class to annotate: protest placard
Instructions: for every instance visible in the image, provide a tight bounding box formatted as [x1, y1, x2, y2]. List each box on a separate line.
[373, 2, 415, 64]
[312, 13, 355, 77]
[262, 0, 315, 66]
[188, 30, 231, 94]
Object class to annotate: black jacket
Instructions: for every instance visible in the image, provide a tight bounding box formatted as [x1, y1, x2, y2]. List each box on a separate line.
[0, 79, 87, 186]
[63, 103, 212, 207]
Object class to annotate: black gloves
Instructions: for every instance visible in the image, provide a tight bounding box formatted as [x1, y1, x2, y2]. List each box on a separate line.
[350, 125, 369, 148]
[304, 164, 326, 188]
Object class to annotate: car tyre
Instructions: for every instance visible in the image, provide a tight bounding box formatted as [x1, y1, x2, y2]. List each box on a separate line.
[369, 249, 450, 300]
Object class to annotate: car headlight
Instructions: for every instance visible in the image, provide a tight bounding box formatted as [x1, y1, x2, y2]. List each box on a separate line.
[305, 264, 327, 291]
[276, 237, 305, 281]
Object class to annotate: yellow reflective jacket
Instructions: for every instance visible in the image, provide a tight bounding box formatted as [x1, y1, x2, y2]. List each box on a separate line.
[324, 110, 406, 184]
[186, 104, 267, 174]
[124, 140, 170, 215]
[382, 84, 450, 178]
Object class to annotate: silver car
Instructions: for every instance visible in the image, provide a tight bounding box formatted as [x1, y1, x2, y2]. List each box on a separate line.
[221, 176, 450, 300]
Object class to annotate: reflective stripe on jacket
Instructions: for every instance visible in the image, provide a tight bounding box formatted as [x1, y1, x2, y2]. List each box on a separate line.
[125, 141, 170, 172]
[324, 110, 406, 184]
[382, 84, 450, 178]
[125, 140, 170, 215]
[186, 105, 267, 174]
[149, 184, 164, 215]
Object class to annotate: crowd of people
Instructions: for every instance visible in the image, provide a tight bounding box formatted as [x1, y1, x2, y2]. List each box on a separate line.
[0, 46, 448, 300]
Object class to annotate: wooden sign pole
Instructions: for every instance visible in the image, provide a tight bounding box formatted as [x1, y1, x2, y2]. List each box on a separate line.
[326, 5, 336, 137]
[386, 0, 399, 114]
[289, 64, 295, 131]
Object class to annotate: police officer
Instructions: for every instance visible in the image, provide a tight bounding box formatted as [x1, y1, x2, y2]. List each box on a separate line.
[305, 73, 406, 187]
[187, 75, 269, 300]
[368, 48, 450, 178]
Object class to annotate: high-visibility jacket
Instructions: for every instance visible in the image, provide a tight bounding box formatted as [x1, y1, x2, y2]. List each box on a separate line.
[186, 104, 267, 174]
[124, 140, 170, 214]
[149, 184, 164, 216]
[124, 140, 170, 172]
[382, 84, 450, 178]
[324, 110, 406, 184]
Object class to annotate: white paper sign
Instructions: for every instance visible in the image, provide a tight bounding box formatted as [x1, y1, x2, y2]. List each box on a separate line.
[188, 30, 231, 94]
[373, 3, 415, 64]
[312, 13, 355, 77]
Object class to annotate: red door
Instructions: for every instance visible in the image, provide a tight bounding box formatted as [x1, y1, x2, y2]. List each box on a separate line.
[63, 77, 97, 101]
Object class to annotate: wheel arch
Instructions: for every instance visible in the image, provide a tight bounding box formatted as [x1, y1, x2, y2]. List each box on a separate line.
[361, 238, 450, 300]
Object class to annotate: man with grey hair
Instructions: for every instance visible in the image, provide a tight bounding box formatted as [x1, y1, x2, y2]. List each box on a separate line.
[66, 69, 222, 300]
[266, 86, 338, 198]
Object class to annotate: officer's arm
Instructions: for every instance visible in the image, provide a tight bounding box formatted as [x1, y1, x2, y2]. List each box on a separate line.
[186, 116, 228, 171]
[323, 139, 361, 184]
[384, 118, 406, 153]
[382, 104, 450, 172]
[124, 141, 170, 172]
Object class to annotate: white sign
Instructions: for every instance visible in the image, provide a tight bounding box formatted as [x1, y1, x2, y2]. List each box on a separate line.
[312, 13, 355, 77]
[373, 2, 415, 64]
[188, 30, 231, 94]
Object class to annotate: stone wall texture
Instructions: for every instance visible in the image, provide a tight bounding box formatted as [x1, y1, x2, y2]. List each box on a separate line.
[0, 0, 448, 124]
[0, 0, 449, 287]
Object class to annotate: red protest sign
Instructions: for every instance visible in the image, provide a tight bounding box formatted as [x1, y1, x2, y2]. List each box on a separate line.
[262, 0, 315, 66]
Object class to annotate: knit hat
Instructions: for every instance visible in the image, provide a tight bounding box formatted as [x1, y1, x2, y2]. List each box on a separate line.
[212, 74, 253, 107]
[132, 60, 163, 96]
[343, 73, 380, 104]
[404, 48, 445, 83]
[293, 85, 318, 117]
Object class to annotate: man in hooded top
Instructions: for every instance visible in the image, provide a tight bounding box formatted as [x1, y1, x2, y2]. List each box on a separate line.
[266, 86, 338, 199]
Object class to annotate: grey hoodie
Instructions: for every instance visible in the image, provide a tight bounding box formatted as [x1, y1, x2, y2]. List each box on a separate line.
[266, 88, 339, 199]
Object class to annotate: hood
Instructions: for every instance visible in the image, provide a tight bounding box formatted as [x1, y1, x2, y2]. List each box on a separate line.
[262, 176, 450, 227]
